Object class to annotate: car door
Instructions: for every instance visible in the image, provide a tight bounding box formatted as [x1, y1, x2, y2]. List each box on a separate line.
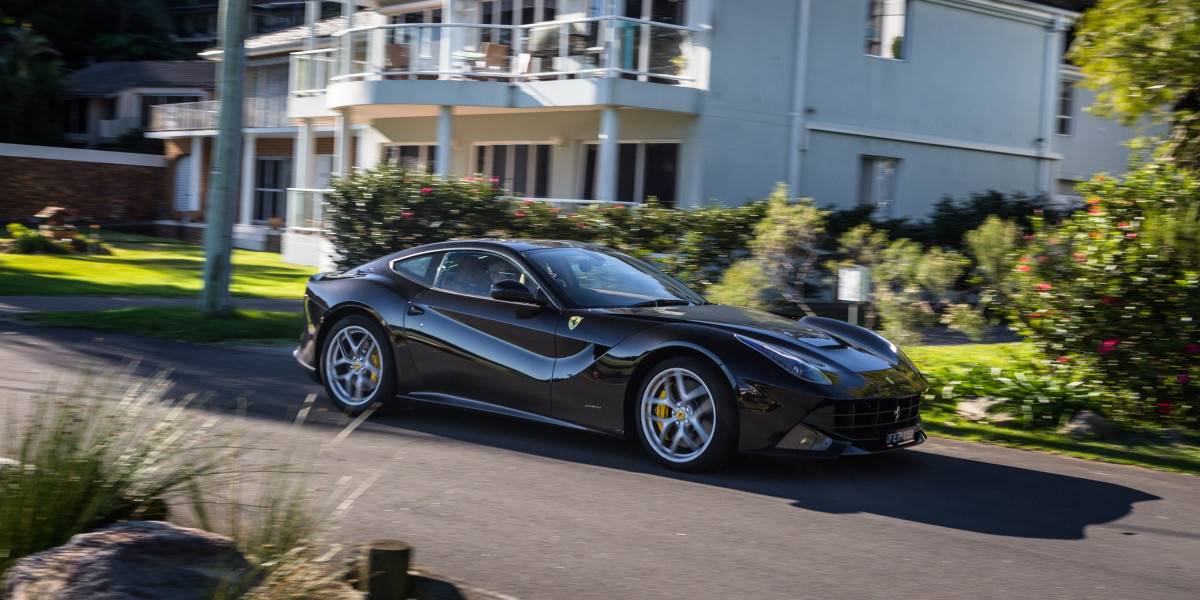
[404, 249, 559, 417]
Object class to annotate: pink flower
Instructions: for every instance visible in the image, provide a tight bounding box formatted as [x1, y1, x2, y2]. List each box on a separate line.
[1057, 356, 1069, 363]
[1088, 209, 1102, 215]
[524, 199, 535, 204]
[576, 221, 586, 227]
[1177, 374, 1191, 384]
[1185, 343, 1200, 354]
[401, 212, 414, 218]
[1023, 235, 1034, 240]
[490, 177, 500, 183]
[1036, 283, 1052, 291]
[1030, 313, 1042, 318]
[421, 188, 432, 193]
[615, 204, 626, 209]
[1101, 296, 1114, 305]
[514, 212, 526, 218]
[1098, 339, 1121, 354]
[1126, 232, 1138, 239]
[550, 208, 560, 213]
[1158, 402, 1173, 414]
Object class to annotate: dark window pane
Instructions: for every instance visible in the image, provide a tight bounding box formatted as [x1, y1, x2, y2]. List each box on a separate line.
[513, 144, 529, 195]
[493, 145, 508, 188]
[643, 143, 677, 207]
[583, 145, 597, 200]
[618, 143, 636, 202]
[476, 145, 487, 175]
[535, 144, 550, 198]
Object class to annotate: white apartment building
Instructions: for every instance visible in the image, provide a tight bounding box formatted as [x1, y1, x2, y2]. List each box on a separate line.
[147, 0, 1142, 268]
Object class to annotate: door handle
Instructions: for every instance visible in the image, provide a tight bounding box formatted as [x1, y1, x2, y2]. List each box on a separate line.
[407, 305, 425, 316]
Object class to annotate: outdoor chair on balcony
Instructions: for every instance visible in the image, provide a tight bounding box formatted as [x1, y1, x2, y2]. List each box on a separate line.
[470, 42, 511, 80]
[385, 43, 411, 79]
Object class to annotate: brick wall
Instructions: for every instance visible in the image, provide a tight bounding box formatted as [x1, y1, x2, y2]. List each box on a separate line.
[0, 148, 167, 223]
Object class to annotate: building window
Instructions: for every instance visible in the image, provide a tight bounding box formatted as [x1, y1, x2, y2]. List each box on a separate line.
[254, 157, 291, 222]
[859, 156, 899, 218]
[1057, 81, 1074, 135]
[583, 142, 678, 207]
[384, 144, 438, 173]
[866, 0, 906, 60]
[474, 143, 552, 198]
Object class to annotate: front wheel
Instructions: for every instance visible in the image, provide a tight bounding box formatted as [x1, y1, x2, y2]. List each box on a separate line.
[635, 357, 738, 471]
[320, 314, 397, 416]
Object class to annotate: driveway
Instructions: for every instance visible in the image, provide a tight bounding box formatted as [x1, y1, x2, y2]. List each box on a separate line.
[2, 319, 1197, 600]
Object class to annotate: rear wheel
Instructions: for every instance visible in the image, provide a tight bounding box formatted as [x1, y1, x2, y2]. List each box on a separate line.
[635, 357, 737, 471]
[320, 314, 396, 416]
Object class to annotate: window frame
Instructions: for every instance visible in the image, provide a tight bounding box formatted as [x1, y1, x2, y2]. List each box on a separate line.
[865, 0, 908, 61]
[858, 155, 900, 219]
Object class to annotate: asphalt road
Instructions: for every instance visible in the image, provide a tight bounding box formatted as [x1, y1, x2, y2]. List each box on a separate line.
[2, 319, 1198, 600]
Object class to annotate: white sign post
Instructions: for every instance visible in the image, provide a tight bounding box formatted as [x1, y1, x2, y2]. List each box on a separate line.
[838, 266, 871, 326]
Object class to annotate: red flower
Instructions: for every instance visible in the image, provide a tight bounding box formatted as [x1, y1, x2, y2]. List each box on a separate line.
[514, 212, 526, 218]
[1057, 356, 1069, 363]
[1023, 235, 1034, 240]
[1087, 197, 1101, 204]
[1088, 209, 1102, 215]
[1018, 265, 1030, 272]
[615, 204, 626, 209]
[421, 188, 432, 193]
[550, 208, 560, 213]
[524, 199, 535, 204]
[1096, 175, 1106, 181]
[1039, 256, 1049, 263]
[1185, 343, 1200, 354]
[576, 221, 586, 227]
[1098, 339, 1121, 354]
[1118, 222, 1129, 228]
[401, 212, 414, 218]
[490, 177, 500, 183]
[1030, 313, 1042, 318]
[1126, 232, 1138, 238]
[1036, 283, 1052, 291]
[1177, 374, 1191, 384]
[1101, 295, 1114, 305]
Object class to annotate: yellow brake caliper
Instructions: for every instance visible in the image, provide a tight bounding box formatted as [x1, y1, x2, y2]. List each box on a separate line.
[653, 389, 671, 441]
[369, 350, 380, 383]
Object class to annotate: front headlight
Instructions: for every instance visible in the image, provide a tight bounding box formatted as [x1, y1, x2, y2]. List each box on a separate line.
[736, 334, 833, 385]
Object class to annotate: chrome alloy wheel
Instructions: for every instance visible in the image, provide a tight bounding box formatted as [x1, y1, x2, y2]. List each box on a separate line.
[323, 325, 384, 407]
[639, 367, 717, 463]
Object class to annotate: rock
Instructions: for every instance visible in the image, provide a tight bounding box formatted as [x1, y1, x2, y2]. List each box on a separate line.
[2, 521, 261, 600]
[1059, 410, 1114, 440]
[955, 397, 1017, 426]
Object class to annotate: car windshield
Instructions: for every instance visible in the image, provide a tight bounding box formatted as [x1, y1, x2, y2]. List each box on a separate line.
[523, 246, 707, 309]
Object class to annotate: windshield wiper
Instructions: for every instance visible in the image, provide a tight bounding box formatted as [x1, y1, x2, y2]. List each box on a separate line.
[629, 299, 695, 308]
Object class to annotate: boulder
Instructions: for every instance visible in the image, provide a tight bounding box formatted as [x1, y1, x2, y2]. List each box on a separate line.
[955, 397, 1017, 427]
[2, 521, 261, 600]
[1058, 410, 1114, 440]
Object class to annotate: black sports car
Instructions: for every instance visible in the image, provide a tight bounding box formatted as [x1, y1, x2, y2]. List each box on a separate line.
[295, 239, 928, 471]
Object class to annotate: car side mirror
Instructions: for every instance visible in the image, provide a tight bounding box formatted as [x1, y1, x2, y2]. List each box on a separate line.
[490, 279, 546, 305]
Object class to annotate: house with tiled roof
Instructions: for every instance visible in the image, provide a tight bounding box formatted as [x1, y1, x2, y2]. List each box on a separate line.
[63, 61, 216, 149]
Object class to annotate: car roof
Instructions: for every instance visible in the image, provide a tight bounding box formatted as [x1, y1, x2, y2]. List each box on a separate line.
[404, 239, 603, 254]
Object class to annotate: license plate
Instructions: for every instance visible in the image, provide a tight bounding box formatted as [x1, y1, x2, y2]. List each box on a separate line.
[886, 427, 917, 445]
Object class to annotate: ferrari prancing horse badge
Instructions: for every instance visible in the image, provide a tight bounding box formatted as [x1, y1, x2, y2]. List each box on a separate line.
[568, 316, 583, 330]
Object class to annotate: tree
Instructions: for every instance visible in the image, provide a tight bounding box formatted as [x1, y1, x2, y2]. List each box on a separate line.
[1068, 0, 1200, 168]
[0, 21, 66, 144]
[0, 0, 190, 69]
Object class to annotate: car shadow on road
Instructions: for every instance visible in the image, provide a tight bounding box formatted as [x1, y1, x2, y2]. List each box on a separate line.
[369, 404, 1160, 541]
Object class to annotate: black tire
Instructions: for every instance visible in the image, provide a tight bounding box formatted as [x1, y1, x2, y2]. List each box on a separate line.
[635, 357, 738, 471]
[320, 314, 397, 416]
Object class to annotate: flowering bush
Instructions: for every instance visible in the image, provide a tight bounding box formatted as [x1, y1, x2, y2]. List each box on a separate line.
[325, 167, 766, 285]
[1004, 162, 1200, 426]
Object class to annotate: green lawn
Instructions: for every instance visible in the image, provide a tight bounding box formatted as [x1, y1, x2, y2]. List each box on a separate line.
[0, 233, 317, 299]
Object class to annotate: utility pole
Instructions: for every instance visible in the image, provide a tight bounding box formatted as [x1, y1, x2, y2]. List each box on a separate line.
[200, 0, 247, 316]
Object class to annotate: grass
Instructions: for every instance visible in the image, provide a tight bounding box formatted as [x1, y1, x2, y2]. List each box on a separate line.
[909, 341, 1200, 476]
[0, 232, 317, 299]
[18, 307, 304, 344]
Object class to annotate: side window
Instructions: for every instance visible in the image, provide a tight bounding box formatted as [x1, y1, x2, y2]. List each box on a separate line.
[391, 253, 441, 285]
[434, 251, 528, 297]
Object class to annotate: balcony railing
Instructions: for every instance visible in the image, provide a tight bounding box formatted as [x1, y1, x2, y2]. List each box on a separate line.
[149, 97, 292, 132]
[289, 16, 700, 96]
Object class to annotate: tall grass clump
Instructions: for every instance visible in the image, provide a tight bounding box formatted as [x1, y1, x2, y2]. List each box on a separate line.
[0, 366, 250, 575]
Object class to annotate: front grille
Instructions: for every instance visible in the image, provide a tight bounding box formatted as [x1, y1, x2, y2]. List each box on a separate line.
[806, 396, 922, 442]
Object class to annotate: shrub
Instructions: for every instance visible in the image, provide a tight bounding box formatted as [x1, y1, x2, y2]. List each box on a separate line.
[707, 185, 826, 314]
[325, 169, 512, 269]
[1003, 162, 1200, 426]
[5, 222, 70, 255]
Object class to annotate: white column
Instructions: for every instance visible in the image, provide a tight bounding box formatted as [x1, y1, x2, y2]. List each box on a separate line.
[786, 0, 811, 196]
[240, 133, 257, 225]
[340, 0, 355, 81]
[436, 105, 453, 177]
[305, 0, 319, 51]
[190, 135, 204, 212]
[293, 118, 314, 189]
[334, 110, 352, 177]
[596, 106, 620, 202]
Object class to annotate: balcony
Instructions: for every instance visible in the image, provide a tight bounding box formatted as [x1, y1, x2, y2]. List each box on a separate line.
[149, 97, 292, 132]
[289, 16, 702, 98]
